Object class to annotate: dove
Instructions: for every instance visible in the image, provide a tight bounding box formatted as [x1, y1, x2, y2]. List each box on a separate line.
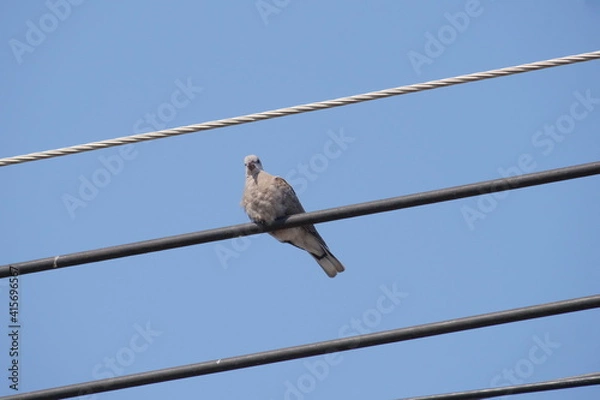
[241, 155, 345, 278]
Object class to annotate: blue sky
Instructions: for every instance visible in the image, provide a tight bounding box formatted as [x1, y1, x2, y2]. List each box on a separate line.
[1, 1, 599, 399]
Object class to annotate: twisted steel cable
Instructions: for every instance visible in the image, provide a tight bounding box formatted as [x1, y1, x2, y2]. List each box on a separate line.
[1, 50, 599, 167]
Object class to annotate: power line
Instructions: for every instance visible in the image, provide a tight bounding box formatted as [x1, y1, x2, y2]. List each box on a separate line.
[399, 373, 600, 400]
[1, 160, 599, 278]
[1, 50, 599, 168]
[4, 295, 600, 400]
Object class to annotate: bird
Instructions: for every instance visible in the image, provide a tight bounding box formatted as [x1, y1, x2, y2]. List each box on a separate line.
[241, 154, 345, 278]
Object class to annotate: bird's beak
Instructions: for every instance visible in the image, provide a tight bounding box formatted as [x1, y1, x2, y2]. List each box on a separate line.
[247, 162, 256, 172]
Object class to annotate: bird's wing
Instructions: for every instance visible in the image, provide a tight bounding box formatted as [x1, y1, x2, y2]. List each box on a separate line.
[274, 176, 330, 247]
[270, 175, 344, 278]
[274, 177, 306, 215]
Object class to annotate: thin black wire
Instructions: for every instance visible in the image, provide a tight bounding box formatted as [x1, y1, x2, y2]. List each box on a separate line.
[399, 372, 600, 400]
[3, 295, 600, 400]
[1, 160, 599, 278]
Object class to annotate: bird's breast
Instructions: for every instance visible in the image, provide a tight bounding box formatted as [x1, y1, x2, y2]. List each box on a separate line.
[243, 177, 286, 223]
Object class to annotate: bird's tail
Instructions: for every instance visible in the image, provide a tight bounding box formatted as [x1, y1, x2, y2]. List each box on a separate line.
[311, 248, 345, 278]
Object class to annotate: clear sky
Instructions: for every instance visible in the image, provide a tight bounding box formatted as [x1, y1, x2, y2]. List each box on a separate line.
[1, 1, 599, 399]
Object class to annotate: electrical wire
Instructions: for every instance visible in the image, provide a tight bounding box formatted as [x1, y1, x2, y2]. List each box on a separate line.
[3, 295, 600, 400]
[399, 372, 600, 400]
[1, 50, 599, 167]
[1, 160, 599, 278]
[3, 160, 600, 275]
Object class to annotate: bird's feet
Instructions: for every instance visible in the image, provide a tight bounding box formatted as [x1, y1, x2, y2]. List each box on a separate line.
[252, 219, 269, 226]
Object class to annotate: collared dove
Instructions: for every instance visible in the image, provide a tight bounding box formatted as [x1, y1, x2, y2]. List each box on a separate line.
[241, 155, 345, 278]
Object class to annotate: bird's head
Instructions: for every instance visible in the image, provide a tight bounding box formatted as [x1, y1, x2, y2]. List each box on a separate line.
[244, 154, 263, 176]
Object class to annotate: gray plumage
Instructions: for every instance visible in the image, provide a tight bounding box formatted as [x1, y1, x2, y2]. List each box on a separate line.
[241, 155, 345, 278]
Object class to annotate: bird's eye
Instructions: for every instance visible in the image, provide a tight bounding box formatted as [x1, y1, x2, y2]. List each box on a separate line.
[256, 159, 261, 163]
